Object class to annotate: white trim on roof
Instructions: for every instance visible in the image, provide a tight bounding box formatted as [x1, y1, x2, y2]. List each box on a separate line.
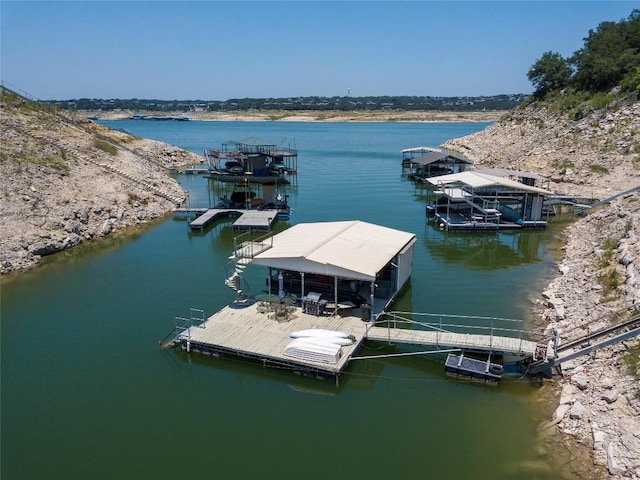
[401, 146, 442, 154]
[427, 171, 551, 195]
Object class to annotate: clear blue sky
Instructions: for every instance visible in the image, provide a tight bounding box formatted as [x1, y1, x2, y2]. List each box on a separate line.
[1, 1, 637, 100]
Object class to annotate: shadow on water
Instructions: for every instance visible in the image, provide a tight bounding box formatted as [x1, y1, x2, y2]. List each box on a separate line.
[165, 345, 383, 395]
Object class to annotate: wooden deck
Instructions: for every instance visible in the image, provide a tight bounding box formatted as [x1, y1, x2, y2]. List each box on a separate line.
[175, 300, 553, 379]
[179, 302, 369, 375]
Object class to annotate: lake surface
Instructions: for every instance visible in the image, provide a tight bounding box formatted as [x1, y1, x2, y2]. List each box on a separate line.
[1, 120, 576, 479]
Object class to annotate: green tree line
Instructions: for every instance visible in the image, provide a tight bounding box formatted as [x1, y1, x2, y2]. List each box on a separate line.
[528, 9, 640, 99]
[48, 94, 526, 113]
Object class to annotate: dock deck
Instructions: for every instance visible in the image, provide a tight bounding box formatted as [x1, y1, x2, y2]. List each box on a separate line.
[173, 301, 553, 379]
[179, 208, 278, 231]
[365, 325, 546, 357]
[178, 302, 369, 376]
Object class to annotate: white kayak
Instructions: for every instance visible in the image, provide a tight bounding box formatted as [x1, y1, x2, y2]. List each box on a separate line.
[300, 336, 354, 346]
[290, 329, 350, 339]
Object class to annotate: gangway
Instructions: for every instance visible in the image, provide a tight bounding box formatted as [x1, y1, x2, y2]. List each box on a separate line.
[529, 307, 640, 375]
[575, 185, 640, 214]
[364, 311, 553, 360]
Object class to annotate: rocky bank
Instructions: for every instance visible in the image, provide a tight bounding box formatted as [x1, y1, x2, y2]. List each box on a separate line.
[3, 92, 639, 476]
[445, 100, 640, 479]
[0, 94, 201, 274]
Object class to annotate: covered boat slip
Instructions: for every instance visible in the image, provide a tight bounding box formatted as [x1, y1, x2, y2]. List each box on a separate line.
[425, 171, 552, 231]
[205, 136, 298, 177]
[405, 150, 473, 181]
[244, 221, 417, 318]
[174, 220, 417, 379]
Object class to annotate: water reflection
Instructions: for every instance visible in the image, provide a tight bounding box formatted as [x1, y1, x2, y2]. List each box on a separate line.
[168, 345, 383, 394]
[424, 224, 543, 269]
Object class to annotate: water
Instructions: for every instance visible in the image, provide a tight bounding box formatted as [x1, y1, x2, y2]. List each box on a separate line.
[1, 121, 574, 479]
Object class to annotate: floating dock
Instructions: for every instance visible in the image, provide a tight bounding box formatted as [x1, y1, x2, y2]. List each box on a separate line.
[174, 208, 279, 231]
[445, 353, 504, 384]
[168, 301, 553, 383]
[173, 302, 370, 380]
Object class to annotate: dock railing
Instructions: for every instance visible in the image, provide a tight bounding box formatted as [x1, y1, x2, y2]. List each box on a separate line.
[368, 311, 549, 352]
[232, 230, 274, 262]
[159, 308, 206, 348]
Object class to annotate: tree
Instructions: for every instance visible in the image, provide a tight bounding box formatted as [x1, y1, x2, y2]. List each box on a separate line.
[527, 51, 572, 99]
[571, 12, 640, 92]
[620, 66, 640, 95]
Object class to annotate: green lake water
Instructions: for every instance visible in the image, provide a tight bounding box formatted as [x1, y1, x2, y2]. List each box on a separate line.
[1, 121, 577, 479]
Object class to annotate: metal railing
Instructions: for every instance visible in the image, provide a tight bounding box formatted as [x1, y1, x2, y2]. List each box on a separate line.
[368, 310, 548, 346]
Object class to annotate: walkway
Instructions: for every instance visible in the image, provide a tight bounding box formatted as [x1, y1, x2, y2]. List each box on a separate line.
[175, 208, 278, 231]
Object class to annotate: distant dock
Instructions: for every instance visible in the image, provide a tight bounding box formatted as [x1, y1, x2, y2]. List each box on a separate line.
[174, 208, 278, 231]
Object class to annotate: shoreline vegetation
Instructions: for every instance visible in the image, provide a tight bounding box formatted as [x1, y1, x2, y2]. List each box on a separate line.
[82, 109, 507, 123]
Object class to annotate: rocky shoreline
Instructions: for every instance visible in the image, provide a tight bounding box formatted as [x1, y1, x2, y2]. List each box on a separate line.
[3, 95, 639, 477]
[0, 97, 200, 275]
[445, 100, 640, 479]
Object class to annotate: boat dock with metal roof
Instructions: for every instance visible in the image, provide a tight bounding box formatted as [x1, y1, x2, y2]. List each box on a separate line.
[165, 220, 555, 383]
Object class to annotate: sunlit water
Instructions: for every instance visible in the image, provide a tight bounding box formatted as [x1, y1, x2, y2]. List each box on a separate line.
[1, 120, 577, 479]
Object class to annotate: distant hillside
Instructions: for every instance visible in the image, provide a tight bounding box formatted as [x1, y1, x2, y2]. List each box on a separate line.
[47, 94, 527, 114]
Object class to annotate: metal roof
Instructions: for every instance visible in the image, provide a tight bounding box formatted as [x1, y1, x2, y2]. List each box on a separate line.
[475, 168, 547, 181]
[249, 221, 416, 281]
[426, 171, 552, 195]
[401, 146, 442, 154]
[409, 152, 473, 166]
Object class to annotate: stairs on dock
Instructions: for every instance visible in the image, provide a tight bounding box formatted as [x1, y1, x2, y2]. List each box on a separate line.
[224, 259, 249, 301]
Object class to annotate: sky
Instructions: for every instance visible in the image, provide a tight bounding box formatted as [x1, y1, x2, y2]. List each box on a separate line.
[1, 1, 638, 101]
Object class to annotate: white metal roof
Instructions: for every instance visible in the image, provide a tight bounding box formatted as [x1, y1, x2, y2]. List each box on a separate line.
[401, 146, 442, 154]
[426, 171, 551, 195]
[410, 151, 473, 166]
[249, 220, 416, 281]
[475, 167, 548, 181]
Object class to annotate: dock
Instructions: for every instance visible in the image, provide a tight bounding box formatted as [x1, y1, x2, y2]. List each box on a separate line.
[174, 208, 279, 231]
[365, 325, 546, 357]
[168, 302, 554, 382]
[180, 166, 210, 174]
[173, 302, 370, 379]
[430, 211, 547, 231]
